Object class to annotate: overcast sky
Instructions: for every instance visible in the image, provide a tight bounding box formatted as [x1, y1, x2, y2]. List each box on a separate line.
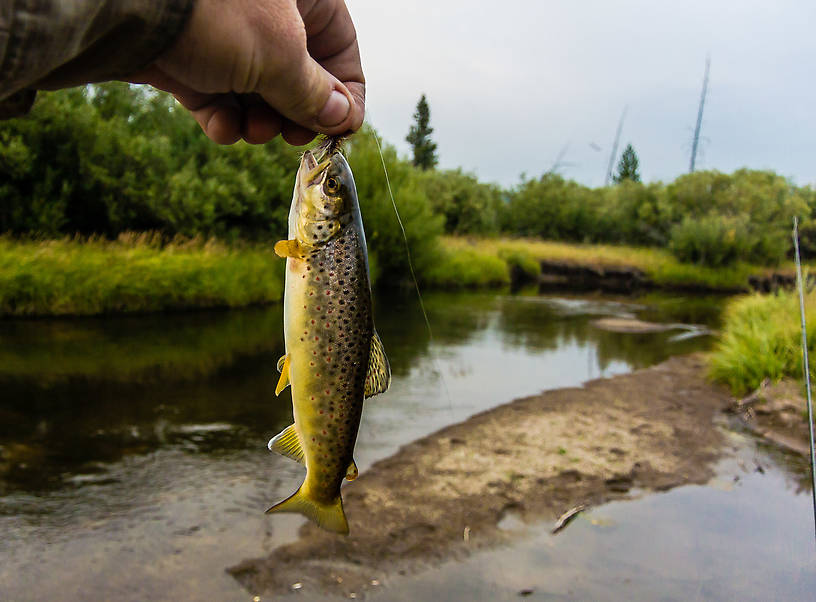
[347, 0, 815, 188]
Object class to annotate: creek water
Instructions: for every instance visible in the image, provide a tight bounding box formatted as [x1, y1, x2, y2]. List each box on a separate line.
[0, 290, 812, 600]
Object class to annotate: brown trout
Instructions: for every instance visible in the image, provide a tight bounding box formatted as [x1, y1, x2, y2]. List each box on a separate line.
[266, 144, 391, 534]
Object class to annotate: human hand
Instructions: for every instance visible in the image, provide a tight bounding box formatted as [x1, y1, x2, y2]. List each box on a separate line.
[130, 0, 365, 146]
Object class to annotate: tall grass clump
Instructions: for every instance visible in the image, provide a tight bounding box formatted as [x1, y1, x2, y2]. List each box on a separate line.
[422, 239, 510, 288]
[709, 290, 816, 395]
[0, 234, 283, 316]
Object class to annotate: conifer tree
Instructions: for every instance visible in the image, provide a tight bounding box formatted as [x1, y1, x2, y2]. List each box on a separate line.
[614, 143, 641, 183]
[406, 94, 438, 170]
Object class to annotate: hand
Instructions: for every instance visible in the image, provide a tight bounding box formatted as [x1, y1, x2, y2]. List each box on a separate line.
[130, 0, 365, 146]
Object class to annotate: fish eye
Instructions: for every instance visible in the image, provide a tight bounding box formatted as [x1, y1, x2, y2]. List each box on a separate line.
[325, 177, 340, 194]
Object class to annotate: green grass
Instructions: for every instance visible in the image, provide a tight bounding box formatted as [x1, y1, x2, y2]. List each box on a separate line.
[0, 234, 284, 316]
[422, 241, 510, 288]
[709, 290, 815, 396]
[430, 236, 786, 292]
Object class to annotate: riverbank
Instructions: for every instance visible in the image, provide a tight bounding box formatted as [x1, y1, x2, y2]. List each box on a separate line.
[427, 237, 795, 294]
[0, 234, 797, 317]
[228, 354, 736, 598]
[0, 235, 283, 317]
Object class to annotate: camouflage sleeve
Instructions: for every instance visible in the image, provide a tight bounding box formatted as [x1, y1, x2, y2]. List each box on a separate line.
[0, 0, 194, 118]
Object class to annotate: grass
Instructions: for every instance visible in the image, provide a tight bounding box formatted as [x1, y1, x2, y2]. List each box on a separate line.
[429, 236, 787, 292]
[708, 290, 816, 396]
[0, 233, 284, 317]
[422, 242, 511, 288]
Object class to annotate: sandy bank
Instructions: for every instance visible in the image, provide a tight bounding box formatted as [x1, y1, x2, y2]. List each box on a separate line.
[230, 354, 736, 598]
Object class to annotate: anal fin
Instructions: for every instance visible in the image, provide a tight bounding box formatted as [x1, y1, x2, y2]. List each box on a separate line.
[268, 423, 304, 464]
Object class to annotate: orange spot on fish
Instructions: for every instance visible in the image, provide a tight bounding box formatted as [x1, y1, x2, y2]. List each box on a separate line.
[311, 319, 315, 324]
[309, 292, 314, 296]
[325, 322, 330, 328]
[319, 410, 324, 414]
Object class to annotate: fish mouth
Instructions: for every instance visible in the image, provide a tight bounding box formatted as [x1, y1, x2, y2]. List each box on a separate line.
[299, 151, 332, 187]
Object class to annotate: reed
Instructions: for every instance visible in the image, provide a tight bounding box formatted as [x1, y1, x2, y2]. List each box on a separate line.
[0, 234, 283, 316]
[709, 290, 816, 395]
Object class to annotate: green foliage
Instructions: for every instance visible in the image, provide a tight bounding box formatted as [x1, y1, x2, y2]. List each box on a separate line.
[665, 170, 807, 266]
[709, 290, 816, 395]
[501, 168, 809, 268]
[501, 174, 603, 241]
[405, 94, 438, 170]
[344, 126, 443, 287]
[0, 83, 298, 240]
[417, 168, 503, 235]
[613, 143, 641, 183]
[0, 234, 283, 316]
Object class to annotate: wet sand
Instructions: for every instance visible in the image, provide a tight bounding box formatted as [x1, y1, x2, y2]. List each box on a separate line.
[229, 354, 736, 598]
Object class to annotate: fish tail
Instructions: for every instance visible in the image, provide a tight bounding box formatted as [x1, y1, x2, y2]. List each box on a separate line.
[265, 486, 349, 535]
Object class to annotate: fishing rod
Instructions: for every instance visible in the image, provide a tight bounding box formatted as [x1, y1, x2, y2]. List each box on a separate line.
[792, 216, 816, 544]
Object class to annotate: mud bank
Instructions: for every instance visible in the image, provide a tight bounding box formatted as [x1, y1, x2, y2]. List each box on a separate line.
[229, 354, 735, 598]
[534, 259, 796, 294]
[730, 378, 814, 457]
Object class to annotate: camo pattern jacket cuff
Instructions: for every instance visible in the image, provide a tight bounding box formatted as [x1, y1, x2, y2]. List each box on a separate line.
[0, 0, 194, 118]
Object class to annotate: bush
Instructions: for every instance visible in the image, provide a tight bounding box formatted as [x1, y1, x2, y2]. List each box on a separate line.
[344, 127, 443, 288]
[709, 291, 816, 395]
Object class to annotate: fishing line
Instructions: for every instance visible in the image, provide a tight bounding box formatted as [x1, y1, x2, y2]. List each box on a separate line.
[792, 217, 816, 545]
[366, 116, 455, 414]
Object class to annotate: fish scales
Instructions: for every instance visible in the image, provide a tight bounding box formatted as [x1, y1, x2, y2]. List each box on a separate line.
[266, 145, 390, 534]
[286, 223, 372, 503]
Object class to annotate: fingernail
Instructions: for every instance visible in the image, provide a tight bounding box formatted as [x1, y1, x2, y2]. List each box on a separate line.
[318, 90, 351, 127]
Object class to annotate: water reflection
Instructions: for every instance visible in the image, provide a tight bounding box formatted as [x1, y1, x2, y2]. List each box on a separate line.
[0, 292, 724, 495]
[0, 290, 730, 600]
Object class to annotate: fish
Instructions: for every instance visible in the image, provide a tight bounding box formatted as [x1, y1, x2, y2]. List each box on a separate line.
[266, 141, 391, 535]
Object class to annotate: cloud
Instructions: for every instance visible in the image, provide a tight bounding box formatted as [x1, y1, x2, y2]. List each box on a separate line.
[349, 0, 816, 187]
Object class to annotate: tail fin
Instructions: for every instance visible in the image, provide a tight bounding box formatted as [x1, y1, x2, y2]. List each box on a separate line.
[265, 486, 349, 535]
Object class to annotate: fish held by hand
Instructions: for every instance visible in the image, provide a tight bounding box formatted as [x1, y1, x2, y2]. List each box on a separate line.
[266, 140, 390, 534]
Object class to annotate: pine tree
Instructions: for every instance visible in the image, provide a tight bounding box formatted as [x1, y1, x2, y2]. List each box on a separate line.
[614, 143, 641, 183]
[406, 94, 438, 170]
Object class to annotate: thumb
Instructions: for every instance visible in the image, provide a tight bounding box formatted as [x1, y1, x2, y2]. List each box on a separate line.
[263, 54, 355, 135]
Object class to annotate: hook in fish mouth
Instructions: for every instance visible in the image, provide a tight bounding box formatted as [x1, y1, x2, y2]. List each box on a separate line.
[300, 151, 332, 185]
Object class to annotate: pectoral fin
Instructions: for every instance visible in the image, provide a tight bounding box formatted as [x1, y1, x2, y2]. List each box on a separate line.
[275, 355, 290, 396]
[267, 423, 304, 464]
[364, 331, 391, 398]
[274, 239, 304, 259]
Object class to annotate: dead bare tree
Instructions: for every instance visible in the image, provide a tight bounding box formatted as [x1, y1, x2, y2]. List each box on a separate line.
[605, 106, 628, 186]
[689, 56, 710, 173]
